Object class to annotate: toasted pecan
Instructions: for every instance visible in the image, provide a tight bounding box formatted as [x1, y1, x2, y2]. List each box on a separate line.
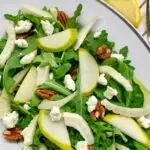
[69, 66, 78, 77]
[90, 102, 105, 121]
[3, 128, 23, 141]
[57, 11, 69, 26]
[16, 31, 32, 39]
[97, 45, 111, 60]
[35, 89, 56, 100]
[88, 145, 93, 150]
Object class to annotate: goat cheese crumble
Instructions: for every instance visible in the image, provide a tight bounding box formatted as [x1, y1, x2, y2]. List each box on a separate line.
[104, 86, 118, 100]
[49, 107, 62, 121]
[15, 39, 28, 48]
[64, 74, 76, 91]
[2, 111, 19, 129]
[76, 141, 88, 150]
[86, 96, 98, 113]
[98, 73, 108, 86]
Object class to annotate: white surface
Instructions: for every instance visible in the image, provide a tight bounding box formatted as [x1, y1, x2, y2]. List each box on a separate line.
[0, 0, 150, 149]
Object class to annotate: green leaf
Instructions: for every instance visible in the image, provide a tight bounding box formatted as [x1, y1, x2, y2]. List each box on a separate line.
[62, 49, 78, 62]
[102, 58, 119, 68]
[30, 95, 41, 107]
[133, 141, 147, 150]
[82, 30, 115, 54]
[119, 46, 128, 57]
[33, 128, 41, 148]
[4, 10, 22, 24]
[53, 63, 71, 79]
[3, 54, 22, 94]
[17, 115, 33, 129]
[40, 80, 71, 96]
[66, 4, 83, 28]
[94, 86, 106, 99]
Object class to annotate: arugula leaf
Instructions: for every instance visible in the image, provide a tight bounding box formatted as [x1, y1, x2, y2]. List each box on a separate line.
[30, 95, 41, 107]
[34, 52, 58, 68]
[133, 141, 147, 150]
[40, 80, 71, 96]
[102, 58, 119, 69]
[0, 36, 7, 53]
[17, 115, 33, 129]
[4, 10, 22, 24]
[3, 54, 22, 94]
[33, 128, 41, 150]
[53, 63, 71, 79]
[119, 46, 128, 57]
[62, 49, 78, 62]
[94, 86, 106, 99]
[66, 4, 83, 28]
[82, 30, 115, 54]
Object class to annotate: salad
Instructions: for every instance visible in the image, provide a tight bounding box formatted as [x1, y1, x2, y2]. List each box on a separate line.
[0, 3, 150, 150]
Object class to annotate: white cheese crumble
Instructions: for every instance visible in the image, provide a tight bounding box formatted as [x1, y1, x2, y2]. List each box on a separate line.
[24, 104, 31, 110]
[15, 20, 32, 34]
[2, 111, 19, 128]
[36, 66, 50, 86]
[20, 50, 37, 65]
[104, 86, 118, 100]
[64, 74, 76, 91]
[15, 39, 28, 48]
[137, 116, 150, 129]
[98, 74, 108, 86]
[41, 20, 54, 36]
[22, 115, 38, 146]
[49, 107, 62, 122]
[86, 96, 98, 113]
[111, 53, 125, 61]
[93, 31, 101, 38]
[76, 141, 88, 150]
[49, 72, 54, 80]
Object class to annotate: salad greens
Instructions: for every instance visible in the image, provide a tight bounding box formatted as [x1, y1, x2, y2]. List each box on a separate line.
[0, 3, 150, 150]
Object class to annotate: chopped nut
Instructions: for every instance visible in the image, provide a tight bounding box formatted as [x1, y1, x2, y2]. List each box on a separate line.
[90, 102, 105, 121]
[57, 11, 69, 26]
[16, 31, 32, 39]
[96, 45, 111, 60]
[88, 145, 93, 150]
[3, 128, 23, 141]
[69, 66, 78, 77]
[35, 89, 56, 100]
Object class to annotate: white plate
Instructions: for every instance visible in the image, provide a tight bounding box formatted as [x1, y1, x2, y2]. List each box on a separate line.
[0, 0, 150, 149]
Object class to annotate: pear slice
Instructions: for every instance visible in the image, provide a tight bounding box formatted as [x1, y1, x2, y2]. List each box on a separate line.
[74, 17, 97, 50]
[38, 110, 71, 150]
[104, 114, 150, 148]
[100, 66, 133, 92]
[101, 99, 150, 118]
[21, 5, 53, 18]
[38, 92, 76, 110]
[63, 112, 94, 145]
[37, 29, 78, 52]
[79, 48, 99, 95]
[14, 66, 37, 103]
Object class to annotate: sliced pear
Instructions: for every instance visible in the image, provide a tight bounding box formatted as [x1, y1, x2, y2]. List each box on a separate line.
[37, 29, 78, 52]
[104, 114, 150, 148]
[63, 112, 94, 145]
[100, 66, 133, 92]
[0, 97, 11, 119]
[101, 99, 150, 118]
[38, 110, 71, 150]
[38, 92, 76, 110]
[14, 66, 37, 103]
[21, 4, 53, 18]
[79, 48, 99, 95]
[74, 17, 97, 50]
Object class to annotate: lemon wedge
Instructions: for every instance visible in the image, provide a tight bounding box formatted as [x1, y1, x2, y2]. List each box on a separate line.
[104, 0, 141, 28]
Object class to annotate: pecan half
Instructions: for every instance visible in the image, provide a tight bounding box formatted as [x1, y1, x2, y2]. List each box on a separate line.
[16, 31, 32, 39]
[35, 89, 56, 100]
[3, 128, 23, 141]
[90, 102, 105, 121]
[96, 45, 111, 60]
[69, 66, 78, 77]
[88, 145, 93, 150]
[57, 11, 69, 26]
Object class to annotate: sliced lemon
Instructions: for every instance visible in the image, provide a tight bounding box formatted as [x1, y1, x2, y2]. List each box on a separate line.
[104, 0, 141, 28]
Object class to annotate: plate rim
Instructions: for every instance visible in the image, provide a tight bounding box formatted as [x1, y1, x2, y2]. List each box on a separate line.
[96, 0, 150, 53]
